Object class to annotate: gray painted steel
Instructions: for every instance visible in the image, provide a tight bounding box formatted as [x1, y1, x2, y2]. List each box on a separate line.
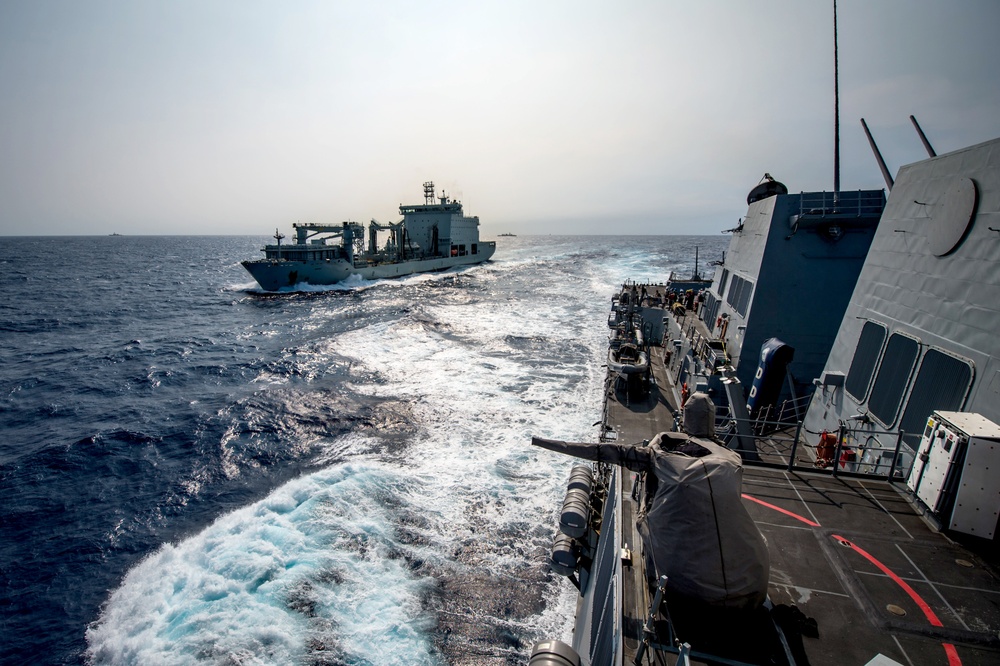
[806, 138, 1000, 454]
[701, 188, 885, 402]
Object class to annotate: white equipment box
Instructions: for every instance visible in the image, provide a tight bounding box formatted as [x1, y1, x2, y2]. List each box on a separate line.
[906, 411, 1000, 538]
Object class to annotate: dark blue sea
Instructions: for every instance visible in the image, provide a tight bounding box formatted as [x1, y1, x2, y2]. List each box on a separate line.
[0, 234, 726, 665]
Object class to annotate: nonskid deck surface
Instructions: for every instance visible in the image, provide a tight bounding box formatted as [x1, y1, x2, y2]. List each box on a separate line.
[603, 345, 680, 443]
[739, 468, 1000, 666]
[602, 290, 1000, 666]
[616, 467, 1000, 665]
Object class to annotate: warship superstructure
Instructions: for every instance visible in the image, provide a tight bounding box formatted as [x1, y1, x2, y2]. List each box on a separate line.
[529, 134, 1000, 666]
[242, 182, 495, 291]
[698, 182, 886, 405]
[804, 139, 1000, 476]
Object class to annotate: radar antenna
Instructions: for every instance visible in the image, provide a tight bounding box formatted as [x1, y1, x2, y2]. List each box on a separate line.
[909, 115, 937, 157]
[423, 181, 435, 204]
[860, 118, 894, 191]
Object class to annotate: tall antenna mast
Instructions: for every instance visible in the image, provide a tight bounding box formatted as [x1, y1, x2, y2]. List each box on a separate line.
[833, 0, 840, 203]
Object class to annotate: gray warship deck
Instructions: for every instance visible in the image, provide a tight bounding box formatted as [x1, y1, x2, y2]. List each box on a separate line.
[600, 289, 1000, 666]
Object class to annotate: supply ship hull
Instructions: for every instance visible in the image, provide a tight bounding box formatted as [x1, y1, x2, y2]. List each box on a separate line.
[242, 251, 495, 292]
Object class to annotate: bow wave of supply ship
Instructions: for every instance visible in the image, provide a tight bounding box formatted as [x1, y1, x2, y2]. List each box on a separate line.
[528, 130, 1000, 666]
[241, 181, 496, 290]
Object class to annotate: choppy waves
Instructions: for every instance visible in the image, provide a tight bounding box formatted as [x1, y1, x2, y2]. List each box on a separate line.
[0, 234, 727, 664]
[86, 461, 438, 665]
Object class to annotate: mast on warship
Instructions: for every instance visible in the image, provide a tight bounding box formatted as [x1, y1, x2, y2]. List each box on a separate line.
[833, 0, 840, 206]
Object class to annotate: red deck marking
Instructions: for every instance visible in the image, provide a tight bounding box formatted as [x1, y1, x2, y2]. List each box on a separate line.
[743, 493, 962, 666]
[742, 493, 820, 527]
[831, 535, 962, 666]
[829, 535, 942, 625]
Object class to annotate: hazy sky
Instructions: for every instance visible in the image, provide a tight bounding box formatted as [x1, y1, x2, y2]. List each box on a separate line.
[1, 1, 998, 236]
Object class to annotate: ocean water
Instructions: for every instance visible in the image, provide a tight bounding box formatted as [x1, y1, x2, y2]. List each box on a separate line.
[0, 234, 726, 665]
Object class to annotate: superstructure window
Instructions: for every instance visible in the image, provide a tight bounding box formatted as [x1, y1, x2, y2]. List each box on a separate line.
[868, 333, 919, 426]
[725, 275, 754, 317]
[702, 292, 720, 328]
[726, 276, 740, 307]
[898, 349, 973, 445]
[718, 269, 730, 297]
[736, 279, 753, 316]
[845, 321, 887, 401]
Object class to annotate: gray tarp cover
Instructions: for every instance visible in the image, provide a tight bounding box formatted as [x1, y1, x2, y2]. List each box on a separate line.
[532, 430, 770, 609]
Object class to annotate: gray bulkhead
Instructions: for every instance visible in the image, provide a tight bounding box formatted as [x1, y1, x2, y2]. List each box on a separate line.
[702, 188, 884, 401]
[805, 137, 1000, 451]
[399, 198, 482, 258]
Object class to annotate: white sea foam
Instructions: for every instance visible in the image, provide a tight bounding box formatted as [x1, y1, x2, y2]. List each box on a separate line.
[87, 463, 440, 665]
[288, 274, 374, 292]
[247, 265, 484, 295]
[88, 238, 719, 662]
[225, 280, 263, 293]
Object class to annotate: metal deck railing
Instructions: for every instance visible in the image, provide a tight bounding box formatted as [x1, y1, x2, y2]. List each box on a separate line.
[713, 412, 916, 481]
[749, 395, 812, 434]
[796, 189, 886, 219]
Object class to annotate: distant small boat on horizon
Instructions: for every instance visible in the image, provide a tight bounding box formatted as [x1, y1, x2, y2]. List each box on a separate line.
[499, 232, 516, 237]
[109, 233, 123, 236]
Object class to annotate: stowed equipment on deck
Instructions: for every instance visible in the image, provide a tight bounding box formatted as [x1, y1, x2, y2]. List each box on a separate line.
[531, 393, 790, 664]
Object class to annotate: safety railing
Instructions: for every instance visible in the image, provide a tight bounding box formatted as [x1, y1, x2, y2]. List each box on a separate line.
[750, 395, 813, 434]
[714, 415, 916, 482]
[797, 189, 886, 219]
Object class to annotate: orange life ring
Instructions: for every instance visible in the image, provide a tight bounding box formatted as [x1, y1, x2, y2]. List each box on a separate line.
[816, 430, 837, 468]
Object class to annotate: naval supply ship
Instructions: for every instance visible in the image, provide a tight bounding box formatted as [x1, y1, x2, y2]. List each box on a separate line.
[529, 129, 1000, 666]
[242, 181, 496, 291]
